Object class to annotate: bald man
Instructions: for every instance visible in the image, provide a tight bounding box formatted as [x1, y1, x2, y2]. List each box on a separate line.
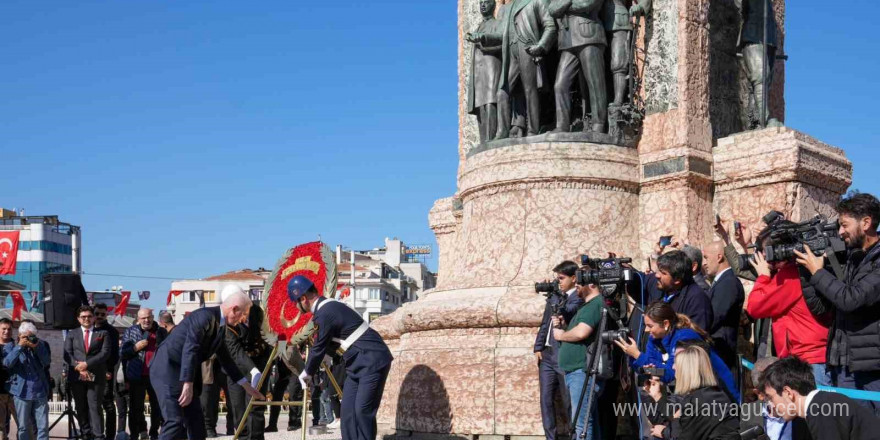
[702, 241, 745, 369]
[149, 293, 265, 440]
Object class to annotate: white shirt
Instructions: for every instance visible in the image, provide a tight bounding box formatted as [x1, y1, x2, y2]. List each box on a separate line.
[804, 389, 821, 419]
[714, 267, 732, 283]
[81, 326, 94, 348]
[545, 288, 577, 347]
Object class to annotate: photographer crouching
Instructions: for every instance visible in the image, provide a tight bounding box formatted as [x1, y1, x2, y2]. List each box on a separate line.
[3, 320, 51, 440]
[794, 192, 880, 416]
[551, 281, 603, 440]
[534, 261, 585, 440]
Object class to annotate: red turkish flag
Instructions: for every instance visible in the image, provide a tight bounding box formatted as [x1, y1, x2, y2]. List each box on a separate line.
[10, 291, 25, 321]
[114, 291, 131, 315]
[0, 231, 20, 275]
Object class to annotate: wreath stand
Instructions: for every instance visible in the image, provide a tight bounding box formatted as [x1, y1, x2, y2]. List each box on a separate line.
[233, 342, 343, 440]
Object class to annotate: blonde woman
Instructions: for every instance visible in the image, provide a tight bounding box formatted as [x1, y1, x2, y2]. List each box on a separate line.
[651, 345, 739, 440]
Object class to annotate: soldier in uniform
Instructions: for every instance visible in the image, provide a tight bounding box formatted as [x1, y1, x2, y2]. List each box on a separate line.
[466, 0, 503, 142]
[549, 0, 608, 133]
[477, 0, 557, 139]
[288, 275, 393, 440]
[222, 285, 273, 440]
[603, 0, 652, 109]
[736, 0, 778, 127]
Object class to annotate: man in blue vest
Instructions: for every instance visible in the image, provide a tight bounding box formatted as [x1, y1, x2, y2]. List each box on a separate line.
[288, 275, 393, 440]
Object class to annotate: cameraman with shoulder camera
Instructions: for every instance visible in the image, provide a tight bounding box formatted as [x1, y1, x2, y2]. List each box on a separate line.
[551, 281, 603, 440]
[795, 192, 880, 415]
[745, 225, 832, 387]
[3, 320, 51, 440]
[534, 261, 585, 440]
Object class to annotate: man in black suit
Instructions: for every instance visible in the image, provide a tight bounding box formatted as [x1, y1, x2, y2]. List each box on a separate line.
[702, 241, 745, 369]
[740, 357, 812, 440]
[149, 292, 265, 440]
[760, 356, 880, 440]
[93, 303, 121, 440]
[64, 305, 114, 440]
[534, 261, 584, 440]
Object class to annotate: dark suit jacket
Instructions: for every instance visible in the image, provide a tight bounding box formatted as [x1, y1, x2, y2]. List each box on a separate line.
[64, 326, 113, 381]
[629, 272, 714, 332]
[498, 0, 558, 91]
[152, 306, 243, 384]
[806, 391, 880, 440]
[534, 289, 584, 363]
[669, 387, 740, 440]
[304, 298, 392, 377]
[708, 269, 745, 366]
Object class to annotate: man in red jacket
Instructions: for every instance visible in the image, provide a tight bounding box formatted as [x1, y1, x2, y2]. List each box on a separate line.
[746, 251, 832, 386]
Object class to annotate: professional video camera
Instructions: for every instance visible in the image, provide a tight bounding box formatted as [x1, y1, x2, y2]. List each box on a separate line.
[534, 280, 566, 316]
[735, 211, 845, 267]
[576, 255, 633, 298]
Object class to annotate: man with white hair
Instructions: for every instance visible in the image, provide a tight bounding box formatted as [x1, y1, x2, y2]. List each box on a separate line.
[3, 320, 51, 440]
[149, 290, 265, 440]
[121, 307, 167, 440]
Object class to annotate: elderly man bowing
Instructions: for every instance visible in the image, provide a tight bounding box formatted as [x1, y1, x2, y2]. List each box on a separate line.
[288, 275, 393, 440]
[149, 291, 265, 440]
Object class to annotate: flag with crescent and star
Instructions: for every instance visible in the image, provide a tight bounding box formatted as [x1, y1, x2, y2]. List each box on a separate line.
[0, 231, 20, 275]
[264, 241, 337, 345]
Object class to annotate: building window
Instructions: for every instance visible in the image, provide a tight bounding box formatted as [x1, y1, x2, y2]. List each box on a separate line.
[368, 288, 380, 300]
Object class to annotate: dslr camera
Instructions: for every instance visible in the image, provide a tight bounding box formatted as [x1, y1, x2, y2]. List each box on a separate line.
[534, 280, 566, 316]
[26, 334, 38, 345]
[576, 255, 633, 298]
[736, 211, 845, 267]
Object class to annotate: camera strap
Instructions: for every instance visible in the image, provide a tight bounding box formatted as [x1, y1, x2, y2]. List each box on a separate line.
[827, 251, 845, 280]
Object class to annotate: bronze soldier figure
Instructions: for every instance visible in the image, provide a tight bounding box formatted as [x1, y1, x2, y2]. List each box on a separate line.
[736, 0, 779, 128]
[549, 0, 608, 133]
[466, 0, 503, 143]
[479, 0, 557, 139]
[603, 0, 652, 108]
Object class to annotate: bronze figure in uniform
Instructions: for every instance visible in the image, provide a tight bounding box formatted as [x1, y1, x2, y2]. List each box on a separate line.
[736, 0, 779, 128]
[603, 0, 651, 108]
[549, 0, 608, 133]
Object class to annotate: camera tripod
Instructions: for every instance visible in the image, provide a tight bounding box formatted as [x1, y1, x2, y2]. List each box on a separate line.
[48, 377, 82, 440]
[570, 304, 627, 440]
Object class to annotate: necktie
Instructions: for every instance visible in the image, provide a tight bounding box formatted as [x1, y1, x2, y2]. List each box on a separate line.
[84, 329, 90, 352]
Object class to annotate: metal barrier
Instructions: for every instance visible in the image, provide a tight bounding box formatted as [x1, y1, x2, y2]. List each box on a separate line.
[741, 357, 880, 402]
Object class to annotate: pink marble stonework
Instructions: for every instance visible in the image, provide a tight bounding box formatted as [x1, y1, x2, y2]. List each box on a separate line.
[374, 0, 849, 438]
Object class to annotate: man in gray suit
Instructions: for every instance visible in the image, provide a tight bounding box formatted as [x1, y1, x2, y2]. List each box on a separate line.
[64, 305, 113, 440]
[550, 0, 608, 133]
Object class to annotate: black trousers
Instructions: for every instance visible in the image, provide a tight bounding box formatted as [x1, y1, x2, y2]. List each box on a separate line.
[268, 361, 303, 428]
[130, 378, 163, 438]
[115, 386, 128, 435]
[227, 356, 269, 440]
[538, 354, 570, 440]
[102, 375, 117, 438]
[200, 369, 233, 435]
[72, 379, 106, 440]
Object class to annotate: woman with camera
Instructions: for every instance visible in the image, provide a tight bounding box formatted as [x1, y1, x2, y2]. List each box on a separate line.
[650, 345, 740, 440]
[613, 301, 740, 403]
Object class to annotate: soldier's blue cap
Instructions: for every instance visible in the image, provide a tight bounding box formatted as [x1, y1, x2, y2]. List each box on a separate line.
[287, 275, 315, 302]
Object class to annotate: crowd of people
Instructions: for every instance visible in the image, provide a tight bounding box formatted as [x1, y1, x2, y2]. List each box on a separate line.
[0, 275, 392, 440]
[537, 191, 880, 440]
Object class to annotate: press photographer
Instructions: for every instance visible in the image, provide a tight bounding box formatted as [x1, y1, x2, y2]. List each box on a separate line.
[795, 192, 880, 415]
[3, 320, 51, 440]
[534, 261, 585, 440]
[630, 249, 713, 332]
[551, 282, 603, 440]
[613, 302, 740, 402]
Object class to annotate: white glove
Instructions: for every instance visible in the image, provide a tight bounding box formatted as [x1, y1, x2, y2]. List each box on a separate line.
[250, 367, 262, 389]
[298, 370, 311, 390]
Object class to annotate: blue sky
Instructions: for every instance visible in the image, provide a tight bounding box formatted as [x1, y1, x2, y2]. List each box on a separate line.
[1, 1, 876, 312]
